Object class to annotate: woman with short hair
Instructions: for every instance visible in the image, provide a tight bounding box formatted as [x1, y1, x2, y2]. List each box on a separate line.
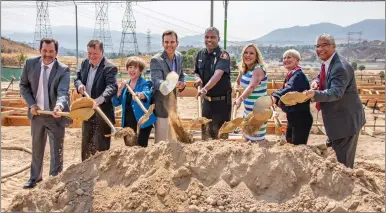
[271, 49, 313, 145]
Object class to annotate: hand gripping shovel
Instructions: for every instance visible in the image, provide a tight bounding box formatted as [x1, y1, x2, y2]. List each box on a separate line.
[217, 89, 244, 138]
[125, 84, 155, 135]
[83, 91, 135, 140]
[188, 85, 212, 130]
[1, 106, 94, 122]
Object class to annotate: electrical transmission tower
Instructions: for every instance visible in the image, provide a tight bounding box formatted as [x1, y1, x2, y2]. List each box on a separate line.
[93, 1, 114, 53]
[147, 29, 151, 54]
[119, 1, 139, 56]
[33, 1, 53, 49]
[347, 31, 363, 61]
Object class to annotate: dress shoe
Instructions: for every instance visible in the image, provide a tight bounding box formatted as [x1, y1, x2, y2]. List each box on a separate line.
[22, 178, 42, 189]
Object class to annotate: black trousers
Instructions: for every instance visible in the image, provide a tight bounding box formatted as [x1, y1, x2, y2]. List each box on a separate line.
[330, 133, 359, 168]
[81, 114, 111, 161]
[286, 110, 313, 145]
[201, 93, 232, 140]
[124, 121, 153, 147]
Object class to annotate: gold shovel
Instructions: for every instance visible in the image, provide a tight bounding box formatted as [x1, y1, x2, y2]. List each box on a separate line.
[280, 91, 309, 106]
[125, 84, 155, 135]
[217, 89, 244, 138]
[188, 85, 212, 130]
[242, 96, 273, 135]
[83, 91, 135, 140]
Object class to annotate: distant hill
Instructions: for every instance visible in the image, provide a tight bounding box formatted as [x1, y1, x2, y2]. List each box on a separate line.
[2, 19, 384, 53]
[250, 19, 385, 46]
[1, 37, 39, 55]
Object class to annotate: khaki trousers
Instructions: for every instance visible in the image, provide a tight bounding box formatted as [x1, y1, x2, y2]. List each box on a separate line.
[154, 117, 174, 143]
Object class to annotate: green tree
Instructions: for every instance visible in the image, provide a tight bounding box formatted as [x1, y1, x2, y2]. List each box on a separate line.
[187, 48, 200, 57]
[379, 71, 384, 84]
[18, 52, 27, 68]
[358, 65, 366, 71]
[311, 54, 317, 61]
[351, 62, 358, 70]
[230, 56, 238, 70]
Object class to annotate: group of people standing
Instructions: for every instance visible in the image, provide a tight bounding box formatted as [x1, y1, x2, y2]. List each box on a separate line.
[19, 27, 365, 189]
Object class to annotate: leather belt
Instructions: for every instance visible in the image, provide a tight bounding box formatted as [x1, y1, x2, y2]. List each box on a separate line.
[204, 95, 226, 102]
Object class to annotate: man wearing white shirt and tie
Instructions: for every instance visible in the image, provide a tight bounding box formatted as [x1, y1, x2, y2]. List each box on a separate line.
[20, 38, 71, 188]
[304, 34, 365, 168]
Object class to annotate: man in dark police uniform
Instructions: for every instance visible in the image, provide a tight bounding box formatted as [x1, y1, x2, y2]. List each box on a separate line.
[194, 27, 232, 140]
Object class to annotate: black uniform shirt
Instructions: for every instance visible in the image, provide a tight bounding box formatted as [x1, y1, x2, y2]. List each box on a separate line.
[194, 46, 231, 97]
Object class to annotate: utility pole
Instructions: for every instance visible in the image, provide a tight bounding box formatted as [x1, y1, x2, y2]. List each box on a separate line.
[73, 1, 79, 70]
[210, 0, 214, 27]
[223, 0, 228, 49]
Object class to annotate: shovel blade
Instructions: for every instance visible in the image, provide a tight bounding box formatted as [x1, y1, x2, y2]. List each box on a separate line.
[137, 104, 155, 131]
[70, 97, 94, 111]
[218, 117, 244, 137]
[280, 92, 309, 106]
[105, 127, 136, 140]
[68, 108, 95, 121]
[187, 117, 212, 130]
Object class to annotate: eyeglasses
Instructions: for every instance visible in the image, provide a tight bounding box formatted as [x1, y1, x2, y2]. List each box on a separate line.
[315, 43, 332, 49]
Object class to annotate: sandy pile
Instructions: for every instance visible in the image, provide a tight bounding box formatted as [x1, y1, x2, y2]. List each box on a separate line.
[6, 140, 385, 212]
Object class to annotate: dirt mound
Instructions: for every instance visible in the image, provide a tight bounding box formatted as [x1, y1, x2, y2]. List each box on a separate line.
[6, 140, 385, 212]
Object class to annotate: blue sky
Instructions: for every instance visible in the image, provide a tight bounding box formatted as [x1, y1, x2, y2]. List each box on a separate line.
[1, 1, 385, 40]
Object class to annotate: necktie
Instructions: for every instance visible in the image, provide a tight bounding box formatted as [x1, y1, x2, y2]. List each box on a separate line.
[43, 65, 50, 110]
[315, 63, 326, 111]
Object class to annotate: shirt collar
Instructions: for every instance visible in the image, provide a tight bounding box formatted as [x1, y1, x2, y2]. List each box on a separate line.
[89, 58, 103, 69]
[206, 46, 221, 56]
[162, 51, 176, 62]
[41, 59, 55, 69]
[323, 52, 336, 67]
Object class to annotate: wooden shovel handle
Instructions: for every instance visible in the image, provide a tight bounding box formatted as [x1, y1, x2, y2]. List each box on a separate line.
[125, 84, 148, 113]
[83, 91, 116, 131]
[1, 106, 69, 116]
[37, 110, 70, 116]
[197, 86, 202, 117]
[232, 90, 240, 120]
[270, 106, 282, 127]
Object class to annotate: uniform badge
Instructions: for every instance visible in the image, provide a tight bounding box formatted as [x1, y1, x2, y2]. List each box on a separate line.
[220, 52, 229, 60]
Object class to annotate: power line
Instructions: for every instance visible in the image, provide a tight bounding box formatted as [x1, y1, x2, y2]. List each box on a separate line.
[134, 3, 249, 41]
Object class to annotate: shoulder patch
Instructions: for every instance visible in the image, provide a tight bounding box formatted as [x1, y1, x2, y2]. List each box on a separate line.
[220, 52, 229, 60]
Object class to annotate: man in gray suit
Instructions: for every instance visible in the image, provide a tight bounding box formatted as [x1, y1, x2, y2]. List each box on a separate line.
[305, 34, 366, 168]
[20, 38, 70, 188]
[150, 30, 186, 143]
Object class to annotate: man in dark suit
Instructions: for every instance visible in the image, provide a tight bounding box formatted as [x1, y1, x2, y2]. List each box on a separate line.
[150, 30, 186, 143]
[20, 38, 70, 188]
[305, 34, 366, 168]
[74, 40, 118, 161]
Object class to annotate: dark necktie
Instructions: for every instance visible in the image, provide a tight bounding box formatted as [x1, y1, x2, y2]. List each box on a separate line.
[315, 63, 326, 111]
